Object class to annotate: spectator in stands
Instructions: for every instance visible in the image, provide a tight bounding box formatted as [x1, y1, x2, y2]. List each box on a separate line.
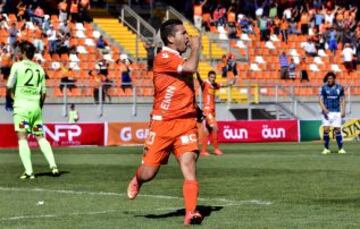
[226, 22, 238, 39]
[342, 43, 355, 73]
[46, 24, 58, 54]
[96, 56, 113, 102]
[227, 6, 236, 24]
[60, 65, 77, 93]
[222, 53, 238, 79]
[0, 48, 12, 80]
[299, 57, 310, 82]
[96, 57, 109, 76]
[279, 52, 289, 80]
[69, 48, 80, 69]
[0, 14, 8, 30]
[16, 1, 26, 21]
[314, 9, 324, 29]
[300, 9, 310, 35]
[96, 35, 107, 49]
[70, 0, 79, 22]
[238, 14, 254, 34]
[8, 23, 18, 52]
[32, 25, 44, 53]
[58, 0, 68, 23]
[33, 5, 44, 25]
[0, 0, 5, 14]
[272, 16, 280, 35]
[288, 58, 296, 80]
[24, 4, 34, 22]
[58, 34, 70, 55]
[258, 15, 268, 41]
[193, 0, 207, 30]
[59, 21, 70, 37]
[280, 17, 288, 43]
[79, 0, 92, 22]
[89, 70, 105, 104]
[268, 2, 278, 19]
[303, 38, 317, 57]
[42, 15, 50, 31]
[202, 9, 212, 31]
[283, 7, 292, 21]
[118, 54, 132, 92]
[144, 41, 155, 71]
[213, 4, 226, 27]
[327, 26, 338, 54]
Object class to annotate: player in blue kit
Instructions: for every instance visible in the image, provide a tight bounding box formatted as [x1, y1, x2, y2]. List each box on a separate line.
[319, 72, 346, 155]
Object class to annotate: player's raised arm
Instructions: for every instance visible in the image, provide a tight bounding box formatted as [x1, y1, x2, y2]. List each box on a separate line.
[196, 72, 204, 89]
[181, 36, 201, 73]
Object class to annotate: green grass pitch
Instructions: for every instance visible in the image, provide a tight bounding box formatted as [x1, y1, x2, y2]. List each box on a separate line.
[1, 142, 360, 229]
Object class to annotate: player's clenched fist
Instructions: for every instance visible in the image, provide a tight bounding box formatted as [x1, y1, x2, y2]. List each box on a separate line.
[189, 36, 201, 50]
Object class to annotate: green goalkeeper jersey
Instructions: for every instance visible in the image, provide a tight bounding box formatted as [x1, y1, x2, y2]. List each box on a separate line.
[6, 59, 46, 108]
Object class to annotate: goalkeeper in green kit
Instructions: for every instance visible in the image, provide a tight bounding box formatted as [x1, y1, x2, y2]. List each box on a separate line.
[5, 41, 59, 179]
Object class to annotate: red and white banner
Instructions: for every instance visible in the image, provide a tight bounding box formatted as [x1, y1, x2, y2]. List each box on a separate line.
[0, 123, 104, 148]
[218, 120, 299, 143]
[0, 120, 299, 147]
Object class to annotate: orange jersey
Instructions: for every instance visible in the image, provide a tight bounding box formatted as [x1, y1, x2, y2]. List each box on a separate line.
[194, 5, 202, 16]
[1, 54, 11, 67]
[152, 47, 197, 121]
[201, 80, 219, 114]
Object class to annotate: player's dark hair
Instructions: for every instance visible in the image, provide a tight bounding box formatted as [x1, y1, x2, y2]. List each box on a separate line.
[160, 19, 183, 46]
[323, 71, 336, 83]
[208, 70, 216, 77]
[19, 41, 36, 60]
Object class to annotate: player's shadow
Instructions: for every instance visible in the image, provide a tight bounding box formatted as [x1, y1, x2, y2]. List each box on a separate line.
[137, 205, 223, 219]
[35, 171, 70, 177]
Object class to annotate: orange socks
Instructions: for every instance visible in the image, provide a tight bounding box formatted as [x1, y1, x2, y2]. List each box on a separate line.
[183, 180, 199, 213]
[211, 130, 219, 149]
[201, 133, 208, 152]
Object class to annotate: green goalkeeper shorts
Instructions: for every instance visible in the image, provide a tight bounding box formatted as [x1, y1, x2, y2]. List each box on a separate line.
[13, 105, 44, 136]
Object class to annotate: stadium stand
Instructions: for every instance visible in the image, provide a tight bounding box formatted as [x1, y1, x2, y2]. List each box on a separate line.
[1, 0, 360, 105]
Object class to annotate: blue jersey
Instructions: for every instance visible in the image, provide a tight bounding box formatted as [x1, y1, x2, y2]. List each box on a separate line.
[320, 84, 344, 112]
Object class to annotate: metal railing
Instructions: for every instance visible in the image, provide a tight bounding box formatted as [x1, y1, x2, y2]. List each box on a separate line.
[119, 5, 157, 60]
[1, 83, 359, 119]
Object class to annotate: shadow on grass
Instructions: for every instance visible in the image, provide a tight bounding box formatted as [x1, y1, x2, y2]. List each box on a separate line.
[133, 205, 223, 221]
[35, 171, 70, 177]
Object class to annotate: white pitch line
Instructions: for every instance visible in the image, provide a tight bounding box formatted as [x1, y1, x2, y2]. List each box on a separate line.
[0, 210, 118, 222]
[0, 186, 272, 206]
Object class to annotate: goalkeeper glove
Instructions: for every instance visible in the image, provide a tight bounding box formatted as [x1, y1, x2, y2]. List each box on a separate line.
[5, 95, 13, 112]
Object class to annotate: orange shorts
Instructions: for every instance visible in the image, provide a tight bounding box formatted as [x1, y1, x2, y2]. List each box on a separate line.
[142, 118, 199, 166]
[204, 112, 217, 129]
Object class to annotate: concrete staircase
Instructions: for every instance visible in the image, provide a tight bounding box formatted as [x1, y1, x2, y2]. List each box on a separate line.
[183, 21, 225, 59]
[93, 18, 147, 59]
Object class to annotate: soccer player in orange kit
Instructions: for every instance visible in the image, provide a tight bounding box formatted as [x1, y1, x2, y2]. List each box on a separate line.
[197, 71, 223, 156]
[127, 19, 203, 225]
